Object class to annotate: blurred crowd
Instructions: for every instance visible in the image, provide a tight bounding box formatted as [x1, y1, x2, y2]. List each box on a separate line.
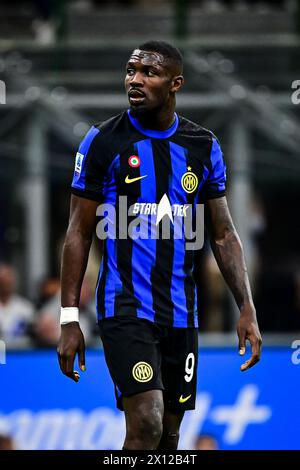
[0, 263, 98, 349]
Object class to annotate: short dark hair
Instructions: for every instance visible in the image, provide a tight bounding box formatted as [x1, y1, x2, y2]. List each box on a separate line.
[138, 40, 183, 73]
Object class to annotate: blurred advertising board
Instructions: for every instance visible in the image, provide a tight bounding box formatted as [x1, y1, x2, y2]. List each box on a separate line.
[0, 347, 299, 450]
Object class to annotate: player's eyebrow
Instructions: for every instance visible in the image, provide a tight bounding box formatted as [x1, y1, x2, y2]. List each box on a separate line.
[126, 60, 163, 70]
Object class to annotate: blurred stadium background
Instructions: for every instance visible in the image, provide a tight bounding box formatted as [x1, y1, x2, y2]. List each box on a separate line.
[0, 0, 299, 450]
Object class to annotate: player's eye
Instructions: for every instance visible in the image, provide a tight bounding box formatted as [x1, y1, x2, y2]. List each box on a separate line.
[126, 68, 135, 75]
[146, 70, 156, 76]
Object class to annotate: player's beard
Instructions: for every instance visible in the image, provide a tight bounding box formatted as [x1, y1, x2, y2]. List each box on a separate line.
[129, 103, 149, 118]
[129, 102, 163, 119]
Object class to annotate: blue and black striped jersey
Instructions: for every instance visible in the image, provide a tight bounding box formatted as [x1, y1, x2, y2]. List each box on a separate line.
[71, 110, 226, 328]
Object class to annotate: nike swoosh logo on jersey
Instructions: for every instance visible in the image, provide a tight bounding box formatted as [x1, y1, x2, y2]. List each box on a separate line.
[179, 394, 192, 403]
[125, 175, 148, 184]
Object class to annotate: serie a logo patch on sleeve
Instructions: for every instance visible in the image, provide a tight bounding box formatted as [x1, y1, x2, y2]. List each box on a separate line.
[75, 152, 84, 175]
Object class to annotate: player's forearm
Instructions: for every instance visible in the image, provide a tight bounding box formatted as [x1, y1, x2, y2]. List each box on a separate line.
[61, 228, 93, 307]
[210, 228, 255, 313]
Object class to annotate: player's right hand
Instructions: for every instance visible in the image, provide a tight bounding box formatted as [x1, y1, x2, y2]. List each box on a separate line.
[57, 322, 86, 382]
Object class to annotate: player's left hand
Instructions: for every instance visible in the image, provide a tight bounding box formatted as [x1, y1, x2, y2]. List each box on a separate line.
[237, 304, 262, 372]
[57, 322, 86, 382]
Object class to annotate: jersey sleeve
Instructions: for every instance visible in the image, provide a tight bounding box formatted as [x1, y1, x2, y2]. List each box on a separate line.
[201, 137, 226, 201]
[71, 126, 111, 202]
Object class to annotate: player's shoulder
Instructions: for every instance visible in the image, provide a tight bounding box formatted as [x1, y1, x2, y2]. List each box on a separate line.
[94, 111, 127, 133]
[92, 111, 129, 147]
[83, 111, 129, 156]
[177, 115, 217, 141]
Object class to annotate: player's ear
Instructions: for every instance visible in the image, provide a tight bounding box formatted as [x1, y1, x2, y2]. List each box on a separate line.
[170, 75, 184, 94]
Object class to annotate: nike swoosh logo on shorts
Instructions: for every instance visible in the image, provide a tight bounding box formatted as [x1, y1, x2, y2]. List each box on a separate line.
[179, 394, 192, 403]
[125, 175, 148, 184]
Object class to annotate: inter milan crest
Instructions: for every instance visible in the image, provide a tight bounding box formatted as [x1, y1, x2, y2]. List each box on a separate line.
[181, 166, 198, 193]
[132, 362, 153, 383]
[128, 155, 140, 168]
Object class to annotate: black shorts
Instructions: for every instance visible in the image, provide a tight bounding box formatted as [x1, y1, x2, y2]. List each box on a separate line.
[98, 316, 198, 412]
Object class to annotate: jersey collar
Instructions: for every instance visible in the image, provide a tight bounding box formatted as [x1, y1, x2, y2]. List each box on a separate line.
[127, 109, 179, 139]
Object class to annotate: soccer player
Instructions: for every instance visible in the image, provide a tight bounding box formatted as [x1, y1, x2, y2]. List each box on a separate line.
[57, 41, 262, 450]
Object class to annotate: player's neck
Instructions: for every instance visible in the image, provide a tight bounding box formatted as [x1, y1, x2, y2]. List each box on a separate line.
[133, 105, 176, 131]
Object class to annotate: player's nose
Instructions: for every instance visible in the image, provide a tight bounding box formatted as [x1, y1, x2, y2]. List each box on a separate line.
[129, 71, 144, 86]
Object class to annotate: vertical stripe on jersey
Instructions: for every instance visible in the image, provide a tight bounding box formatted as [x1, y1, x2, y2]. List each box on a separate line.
[150, 140, 174, 326]
[183, 148, 198, 328]
[97, 242, 107, 321]
[169, 141, 189, 328]
[191, 164, 208, 327]
[131, 139, 157, 322]
[95, 246, 104, 320]
[99, 155, 122, 318]
[114, 147, 141, 317]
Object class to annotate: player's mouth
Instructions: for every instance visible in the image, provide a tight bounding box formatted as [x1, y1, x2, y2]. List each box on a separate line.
[128, 89, 146, 105]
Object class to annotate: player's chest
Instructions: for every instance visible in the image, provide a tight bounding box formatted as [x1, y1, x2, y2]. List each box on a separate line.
[109, 139, 208, 203]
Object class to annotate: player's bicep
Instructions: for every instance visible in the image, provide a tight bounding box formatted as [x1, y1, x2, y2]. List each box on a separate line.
[205, 196, 235, 241]
[68, 194, 99, 239]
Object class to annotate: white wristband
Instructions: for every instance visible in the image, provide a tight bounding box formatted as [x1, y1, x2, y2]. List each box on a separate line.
[60, 307, 79, 325]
